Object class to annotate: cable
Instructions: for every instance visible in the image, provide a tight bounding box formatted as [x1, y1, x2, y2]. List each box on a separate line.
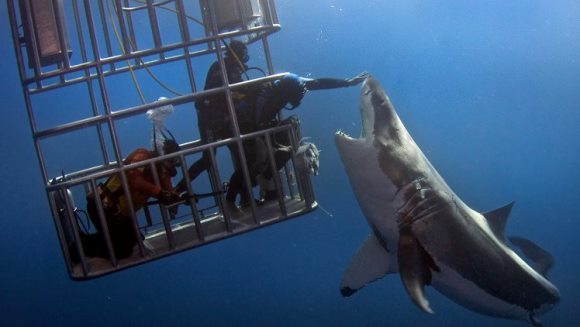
[111, 0, 186, 97]
[108, 1, 265, 102]
[246, 66, 267, 77]
[75, 209, 91, 234]
[128, 0, 251, 85]
[141, 63, 183, 96]
[106, 0, 146, 104]
[127, 0, 204, 26]
[142, 1, 251, 82]
[221, 39, 250, 81]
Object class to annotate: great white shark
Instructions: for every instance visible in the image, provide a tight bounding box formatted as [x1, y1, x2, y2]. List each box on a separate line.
[335, 77, 560, 326]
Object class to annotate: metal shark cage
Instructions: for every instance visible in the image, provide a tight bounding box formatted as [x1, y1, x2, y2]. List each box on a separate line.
[8, 0, 318, 280]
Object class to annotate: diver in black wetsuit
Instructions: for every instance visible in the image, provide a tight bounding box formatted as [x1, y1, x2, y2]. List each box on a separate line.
[174, 40, 249, 193]
[225, 72, 369, 208]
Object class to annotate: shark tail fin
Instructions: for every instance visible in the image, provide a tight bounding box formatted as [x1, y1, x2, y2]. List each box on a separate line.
[340, 232, 397, 297]
[509, 236, 555, 277]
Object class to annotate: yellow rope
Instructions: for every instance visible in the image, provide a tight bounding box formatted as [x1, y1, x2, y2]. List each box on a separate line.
[141, 63, 183, 96]
[129, 0, 249, 80]
[129, 0, 204, 26]
[106, 0, 146, 104]
[106, 0, 250, 101]
[111, 0, 186, 97]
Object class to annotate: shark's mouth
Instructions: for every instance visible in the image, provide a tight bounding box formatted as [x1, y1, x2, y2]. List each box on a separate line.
[335, 77, 380, 145]
[335, 130, 355, 140]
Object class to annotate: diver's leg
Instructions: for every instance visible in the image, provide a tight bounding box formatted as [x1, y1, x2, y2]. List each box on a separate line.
[226, 170, 242, 205]
[174, 149, 213, 193]
[108, 215, 138, 259]
[86, 195, 103, 233]
[79, 196, 108, 258]
[175, 116, 215, 193]
[226, 142, 251, 207]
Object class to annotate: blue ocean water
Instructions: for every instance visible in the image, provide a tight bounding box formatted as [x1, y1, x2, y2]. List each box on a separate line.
[1, 1, 579, 326]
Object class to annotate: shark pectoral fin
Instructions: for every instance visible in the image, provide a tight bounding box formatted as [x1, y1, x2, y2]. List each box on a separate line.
[398, 227, 434, 314]
[509, 236, 555, 277]
[340, 232, 397, 297]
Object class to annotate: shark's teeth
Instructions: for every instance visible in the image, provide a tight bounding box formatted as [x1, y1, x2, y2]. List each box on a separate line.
[336, 130, 358, 141]
[335, 129, 352, 138]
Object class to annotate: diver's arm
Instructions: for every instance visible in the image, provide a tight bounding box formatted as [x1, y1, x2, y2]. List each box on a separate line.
[304, 78, 351, 90]
[125, 149, 163, 198]
[129, 172, 162, 198]
[159, 170, 174, 191]
[304, 72, 369, 90]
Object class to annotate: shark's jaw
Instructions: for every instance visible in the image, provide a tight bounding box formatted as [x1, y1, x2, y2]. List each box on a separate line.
[334, 77, 385, 156]
[334, 78, 403, 254]
[335, 81, 372, 151]
[335, 77, 408, 161]
[334, 130, 363, 159]
[335, 77, 390, 142]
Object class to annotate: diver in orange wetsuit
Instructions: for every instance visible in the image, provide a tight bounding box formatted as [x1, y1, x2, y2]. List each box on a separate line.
[80, 140, 182, 260]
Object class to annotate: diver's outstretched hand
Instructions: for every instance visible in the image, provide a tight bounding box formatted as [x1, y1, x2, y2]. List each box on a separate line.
[347, 72, 369, 86]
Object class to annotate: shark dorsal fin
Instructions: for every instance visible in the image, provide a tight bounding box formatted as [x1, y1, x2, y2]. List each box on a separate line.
[509, 236, 555, 277]
[482, 202, 515, 240]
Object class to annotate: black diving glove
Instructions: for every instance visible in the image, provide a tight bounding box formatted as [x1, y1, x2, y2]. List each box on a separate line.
[347, 72, 369, 86]
[158, 190, 181, 205]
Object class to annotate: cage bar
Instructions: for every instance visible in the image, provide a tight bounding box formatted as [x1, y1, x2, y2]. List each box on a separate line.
[9, 0, 317, 280]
